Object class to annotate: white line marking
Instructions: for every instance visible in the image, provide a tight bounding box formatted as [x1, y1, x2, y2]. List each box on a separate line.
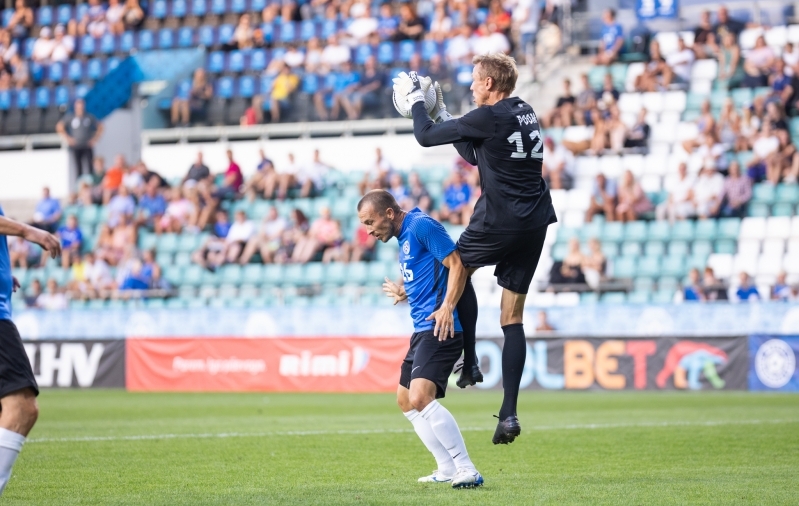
[28, 419, 799, 444]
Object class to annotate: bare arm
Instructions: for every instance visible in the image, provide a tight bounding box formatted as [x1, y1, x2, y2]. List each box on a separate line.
[425, 249, 468, 340]
[89, 122, 104, 147]
[0, 216, 62, 259]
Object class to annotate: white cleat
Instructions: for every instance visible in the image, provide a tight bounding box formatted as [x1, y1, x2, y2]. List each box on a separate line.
[417, 470, 453, 483]
[451, 468, 484, 489]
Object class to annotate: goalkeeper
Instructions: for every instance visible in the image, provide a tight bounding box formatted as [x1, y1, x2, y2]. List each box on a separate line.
[392, 54, 557, 445]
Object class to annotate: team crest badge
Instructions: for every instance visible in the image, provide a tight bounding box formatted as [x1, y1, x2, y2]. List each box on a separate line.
[402, 241, 410, 255]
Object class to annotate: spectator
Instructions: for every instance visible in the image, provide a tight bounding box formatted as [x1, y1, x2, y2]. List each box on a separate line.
[272, 209, 309, 264]
[446, 25, 474, 66]
[393, 4, 424, 41]
[563, 109, 605, 154]
[215, 149, 244, 201]
[593, 9, 623, 65]
[635, 40, 667, 92]
[239, 207, 287, 264]
[535, 311, 555, 332]
[439, 171, 471, 225]
[429, 4, 452, 42]
[136, 179, 168, 232]
[574, 73, 597, 124]
[388, 173, 409, 204]
[31, 27, 55, 64]
[693, 10, 717, 59]
[624, 107, 651, 149]
[767, 128, 797, 184]
[615, 170, 652, 222]
[783, 42, 799, 77]
[682, 100, 716, 153]
[37, 279, 68, 310]
[273, 152, 300, 200]
[105, 0, 126, 35]
[57, 98, 103, 180]
[346, 223, 378, 262]
[8, 53, 28, 88]
[717, 32, 744, 89]
[106, 184, 136, 229]
[765, 101, 788, 132]
[243, 149, 276, 200]
[656, 162, 695, 222]
[171, 68, 213, 127]
[256, 62, 299, 123]
[118, 260, 150, 293]
[743, 36, 775, 88]
[713, 6, 745, 40]
[581, 237, 606, 289]
[406, 172, 432, 213]
[340, 56, 384, 120]
[542, 137, 573, 190]
[735, 272, 760, 302]
[0, 29, 19, 64]
[193, 210, 232, 271]
[101, 154, 126, 203]
[303, 37, 323, 73]
[360, 148, 394, 194]
[6, 0, 33, 46]
[558, 238, 585, 284]
[585, 173, 617, 222]
[772, 271, 790, 301]
[330, 61, 361, 121]
[80, 0, 108, 38]
[57, 215, 83, 269]
[347, 3, 378, 42]
[159, 187, 197, 234]
[293, 207, 341, 263]
[121, 161, 144, 195]
[320, 34, 351, 69]
[122, 0, 145, 30]
[32, 187, 62, 234]
[693, 166, 724, 219]
[664, 37, 695, 88]
[769, 60, 794, 108]
[8, 236, 31, 269]
[229, 14, 254, 50]
[282, 44, 305, 70]
[695, 133, 727, 172]
[377, 3, 398, 40]
[747, 122, 779, 182]
[50, 24, 75, 63]
[543, 79, 575, 128]
[23, 279, 42, 308]
[682, 268, 704, 302]
[703, 267, 728, 301]
[183, 151, 212, 189]
[222, 210, 255, 265]
[295, 149, 330, 198]
[472, 23, 510, 56]
[708, 160, 751, 218]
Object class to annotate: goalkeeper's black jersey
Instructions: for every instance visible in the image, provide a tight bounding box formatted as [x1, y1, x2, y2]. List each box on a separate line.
[411, 98, 557, 234]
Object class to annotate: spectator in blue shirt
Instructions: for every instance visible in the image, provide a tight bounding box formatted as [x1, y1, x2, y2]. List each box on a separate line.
[136, 179, 168, 232]
[593, 9, 624, 65]
[735, 272, 760, 302]
[192, 210, 231, 271]
[330, 61, 361, 121]
[769, 59, 794, 106]
[682, 268, 704, 302]
[32, 187, 62, 234]
[439, 171, 471, 225]
[377, 3, 398, 39]
[340, 56, 386, 120]
[119, 260, 150, 294]
[57, 214, 83, 269]
[106, 185, 136, 229]
[586, 173, 618, 222]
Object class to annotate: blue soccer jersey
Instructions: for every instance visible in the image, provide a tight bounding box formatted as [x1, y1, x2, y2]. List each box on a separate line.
[0, 206, 13, 320]
[397, 208, 462, 333]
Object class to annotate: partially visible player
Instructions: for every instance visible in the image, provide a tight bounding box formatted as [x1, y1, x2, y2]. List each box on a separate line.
[393, 54, 558, 444]
[357, 190, 483, 489]
[0, 206, 61, 495]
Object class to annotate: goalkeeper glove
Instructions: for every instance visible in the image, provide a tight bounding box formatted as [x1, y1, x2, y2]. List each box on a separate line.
[430, 81, 453, 123]
[392, 71, 432, 113]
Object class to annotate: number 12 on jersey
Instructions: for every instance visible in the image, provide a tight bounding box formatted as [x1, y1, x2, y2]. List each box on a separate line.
[507, 130, 543, 160]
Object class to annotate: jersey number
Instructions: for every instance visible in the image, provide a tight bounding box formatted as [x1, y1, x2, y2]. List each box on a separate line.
[507, 130, 543, 160]
[400, 263, 414, 282]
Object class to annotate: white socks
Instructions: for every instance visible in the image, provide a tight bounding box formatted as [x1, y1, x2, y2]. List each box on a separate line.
[0, 428, 26, 495]
[404, 409, 457, 477]
[419, 401, 476, 472]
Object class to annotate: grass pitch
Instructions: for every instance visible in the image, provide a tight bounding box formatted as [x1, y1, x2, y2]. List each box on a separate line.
[6, 389, 798, 505]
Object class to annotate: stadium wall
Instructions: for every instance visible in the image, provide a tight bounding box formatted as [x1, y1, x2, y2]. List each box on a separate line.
[22, 336, 799, 392]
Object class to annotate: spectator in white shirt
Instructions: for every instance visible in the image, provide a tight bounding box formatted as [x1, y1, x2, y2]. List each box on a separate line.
[106, 0, 126, 34]
[347, 2, 378, 42]
[542, 137, 573, 190]
[472, 23, 510, 55]
[50, 25, 75, 62]
[656, 162, 695, 222]
[223, 210, 255, 265]
[31, 27, 55, 64]
[239, 206, 287, 264]
[320, 34, 351, 69]
[295, 149, 331, 198]
[37, 279, 68, 310]
[692, 165, 724, 218]
[282, 44, 305, 69]
[783, 42, 799, 77]
[446, 25, 474, 66]
[429, 4, 452, 42]
[664, 37, 695, 87]
[747, 122, 780, 182]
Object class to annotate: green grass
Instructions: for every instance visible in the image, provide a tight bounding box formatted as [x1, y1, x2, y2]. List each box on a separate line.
[6, 390, 799, 505]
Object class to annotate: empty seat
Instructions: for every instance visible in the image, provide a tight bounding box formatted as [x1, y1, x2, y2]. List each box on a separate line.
[739, 217, 767, 240]
[766, 216, 791, 239]
[617, 93, 641, 114]
[737, 239, 760, 257]
[762, 239, 785, 257]
[707, 253, 734, 279]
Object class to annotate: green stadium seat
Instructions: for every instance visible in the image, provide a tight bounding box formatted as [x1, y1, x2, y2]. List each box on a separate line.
[187, 297, 208, 308]
[633, 276, 655, 292]
[609, 63, 627, 89]
[156, 252, 173, 266]
[551, 243, 568, 261]
[692, 240, 713, 258]
[731, 87, 753, 108]
[242, 264, 263, 281]
[219, 265, 242, 285]
[174, 252, 191, 267]
[627, 291, 651, 303]
[709, 89, 728, 110]
[668, 240, 689, 257]
[263, 264, 284, 285]
[717, 218, 740, 239]
[737, 151, 754, 167]
[776, 184, 799, 203]
[163, 266, 183, 286]
[367, 262, 389, 284]
[747, 202, 770, 217]
[346, 262, 369, 285]
[671, 221, 694, 240]
[658, 276, 679, 292]
[177, 234, 201, 253]
[200, 268, 218, 285]
[771, 203, 794, 217]
[248, 297, 276, 308]
[688, 253, 709, 270]
[283, 264, 305, 285]
[752, 184, 776, 204]
[199, 284, 218, 298]
[252, 200, 272, 218]
[69, 299, 88, 309]
[682, 110, 700, 122]
[305, 263, 325, 284]
[685, 92, 709, 112]
[601, 242, 619, 258]
[324, 263, 346, 285]
[219, 284, 238, 297]
[78, 205, 100, 226]
[753, 87, 771, 99]
[644, 241, 665, 257]
[661, 256, 685, 277]
[638, 256, 661, 277]
[293, 199, 314, 217]
[588, 66, 608, 90]
[139, 231, 157, 251]
[580, 291, 598, 304]
[331, 198, 352, 219]
[621, 241, 641, 256]
[144, 298, 166, 309]
[600, 292, 626, 304]
[612, 256, 636, 278]
[377, 244, 398, 262]
[182, 265, 204, 287]
[312, 198, 333, 217]
[239, 284, 259, 298]
[209, 297, 227, 309]
[557, 227, 579, 242]
[226, 298, 248, 309]
[579, 220, 603, 240]
[714, 239, 736, 254]
[652, 289, 675, 303]
[624, 221, 647, 241]
[165, 298, 187, 309]
[289, 296, 312, 307]
[694, 220, 717, 240]
[157, 234, 180, 254]
[647, 221, 671, 241]
[603, 222, 624, 242]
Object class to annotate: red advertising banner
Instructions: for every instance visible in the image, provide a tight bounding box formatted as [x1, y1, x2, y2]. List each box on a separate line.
[126, 337, 408, 392]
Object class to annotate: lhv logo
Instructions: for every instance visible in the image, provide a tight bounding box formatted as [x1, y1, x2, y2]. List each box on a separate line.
[23, 343, 105, 387]
[279, 347, 370, 377]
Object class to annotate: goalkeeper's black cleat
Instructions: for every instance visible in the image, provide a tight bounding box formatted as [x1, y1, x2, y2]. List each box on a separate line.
[455, 364, 484, 389]
[492, 415, 521, 445]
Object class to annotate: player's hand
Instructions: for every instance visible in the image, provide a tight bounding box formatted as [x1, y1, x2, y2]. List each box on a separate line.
[12, 277, 20, 293]
[23, 226, 61, 259]
[426, 304, 455, 341]
[431, 82, 453, 123]
[392, 71, 430, 112]
[382, 277, 407, 305]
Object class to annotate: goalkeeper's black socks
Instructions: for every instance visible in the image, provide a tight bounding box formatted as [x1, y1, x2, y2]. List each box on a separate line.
[456, 277, 478, 370]
[499, 323, 526, 420]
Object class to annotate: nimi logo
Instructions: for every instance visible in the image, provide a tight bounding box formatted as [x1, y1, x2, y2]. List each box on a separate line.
[279, 347, 370, 377]
[23, 343, 104, 387]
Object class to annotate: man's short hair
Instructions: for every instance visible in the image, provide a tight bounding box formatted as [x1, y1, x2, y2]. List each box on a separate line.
[357, 189, 401, 215]
[472, 53, 518, 95]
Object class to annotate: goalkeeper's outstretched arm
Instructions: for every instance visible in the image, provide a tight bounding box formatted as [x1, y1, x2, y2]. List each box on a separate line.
[410, 101, 493, 165]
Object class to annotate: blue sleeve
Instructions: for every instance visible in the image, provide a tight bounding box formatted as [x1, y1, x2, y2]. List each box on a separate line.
[408, 216, 456, 263]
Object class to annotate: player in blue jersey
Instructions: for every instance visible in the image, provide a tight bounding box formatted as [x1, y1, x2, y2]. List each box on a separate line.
[357, 190, 483, 489]
[0, 206, 61, 496]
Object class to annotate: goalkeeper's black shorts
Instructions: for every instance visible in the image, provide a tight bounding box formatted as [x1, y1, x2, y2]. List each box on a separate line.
[457, 224, 549, 295]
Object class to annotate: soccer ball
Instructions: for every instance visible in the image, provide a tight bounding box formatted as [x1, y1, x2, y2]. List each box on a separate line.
[392, 86, 437, 119]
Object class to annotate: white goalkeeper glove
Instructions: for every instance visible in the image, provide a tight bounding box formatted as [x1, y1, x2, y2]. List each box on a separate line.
[430, 81, 453, 123]
[392, 71, 432, 113]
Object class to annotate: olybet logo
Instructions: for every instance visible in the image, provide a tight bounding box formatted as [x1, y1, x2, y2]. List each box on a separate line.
[279, 347, 370, 377]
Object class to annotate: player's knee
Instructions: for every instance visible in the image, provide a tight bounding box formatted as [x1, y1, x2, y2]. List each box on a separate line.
[408, 388, 433, 412]
[22, 398, 39, 428]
